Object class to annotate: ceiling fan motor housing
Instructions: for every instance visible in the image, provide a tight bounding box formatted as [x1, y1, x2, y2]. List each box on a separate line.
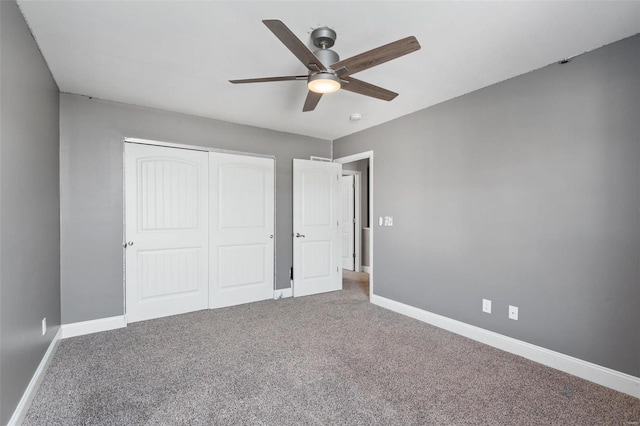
[313, 48, 339, 68]
[311, 26, 339, 68]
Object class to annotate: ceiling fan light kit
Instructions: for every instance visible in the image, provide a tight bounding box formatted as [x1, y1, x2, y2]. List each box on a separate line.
[308, 72, 341, 94]
[229, 20, 421, 111]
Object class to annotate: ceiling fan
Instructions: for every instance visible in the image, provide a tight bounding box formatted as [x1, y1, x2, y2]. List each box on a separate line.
[229, 20, 421, 112]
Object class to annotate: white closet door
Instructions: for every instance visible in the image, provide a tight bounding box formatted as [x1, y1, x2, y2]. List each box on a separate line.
[340, 175, 355, 270]
[125, 143, 209, 323]
[293, 159, 342, 297]
[209, 153, 275, 308]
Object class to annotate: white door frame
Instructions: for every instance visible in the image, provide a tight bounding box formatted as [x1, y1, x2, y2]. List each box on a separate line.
[341, 170, 361, 272]
[333, 151, 373, 300]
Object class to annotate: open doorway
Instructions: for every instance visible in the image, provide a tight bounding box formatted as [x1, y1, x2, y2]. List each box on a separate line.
[340, 172, 359, 271]
[334, 151, 373, 299]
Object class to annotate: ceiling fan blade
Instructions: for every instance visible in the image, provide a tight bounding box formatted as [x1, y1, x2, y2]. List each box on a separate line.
[263, 20, 326, 71]
[303, 91, 323, 112]
[332, 36, 421, 76]
[340, 77, 398, 101]
[229, 75, 307, 84]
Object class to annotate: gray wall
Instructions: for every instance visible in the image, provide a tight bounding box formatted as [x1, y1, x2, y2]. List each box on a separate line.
[334, 35, 640, 377]
[60, 94, 330, 324]
[0, 1, 61, 424]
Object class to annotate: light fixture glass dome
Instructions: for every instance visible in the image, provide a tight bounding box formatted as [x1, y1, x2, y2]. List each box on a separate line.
[308, 72, 341, 94]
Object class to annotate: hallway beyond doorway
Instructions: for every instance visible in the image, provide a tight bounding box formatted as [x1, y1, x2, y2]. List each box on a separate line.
[343, 269, 369, 297]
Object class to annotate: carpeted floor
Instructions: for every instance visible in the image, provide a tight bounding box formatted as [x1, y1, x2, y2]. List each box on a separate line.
[25, 271, 639, 425]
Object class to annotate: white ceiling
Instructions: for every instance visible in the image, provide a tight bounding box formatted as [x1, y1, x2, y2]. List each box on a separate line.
[17, 1, 640, 140]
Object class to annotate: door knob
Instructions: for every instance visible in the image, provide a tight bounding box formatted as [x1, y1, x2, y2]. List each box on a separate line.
[295, 233, 305, 238]
[127, 241, 134, 246]
[269, 235, 274, 239]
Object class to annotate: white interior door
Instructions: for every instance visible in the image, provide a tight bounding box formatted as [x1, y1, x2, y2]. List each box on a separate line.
[340, 175, 355, 270]
[209, 153, 274, 308]
[125, 143, 209, 323]
[293, 159, 342, 297]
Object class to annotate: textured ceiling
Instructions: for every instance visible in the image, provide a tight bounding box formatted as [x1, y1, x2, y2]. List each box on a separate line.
[17, 1, 640, 140]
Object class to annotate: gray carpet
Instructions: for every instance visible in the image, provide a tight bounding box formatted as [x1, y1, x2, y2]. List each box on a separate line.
[25, 271, 639, 425]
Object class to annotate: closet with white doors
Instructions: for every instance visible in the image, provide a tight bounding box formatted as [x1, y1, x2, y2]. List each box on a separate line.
[124, 142, 274, 323]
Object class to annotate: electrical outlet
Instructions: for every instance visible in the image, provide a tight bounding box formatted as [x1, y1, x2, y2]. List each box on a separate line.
[482, 299, 492, 314]
[509, 305, 519, 320]
[42, 317, 47, 335]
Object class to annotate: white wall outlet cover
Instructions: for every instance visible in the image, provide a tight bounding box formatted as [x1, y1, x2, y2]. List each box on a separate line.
[482, 299, 492, 314]
[509, 305, 519, 320]
[42, 317, 47, 335]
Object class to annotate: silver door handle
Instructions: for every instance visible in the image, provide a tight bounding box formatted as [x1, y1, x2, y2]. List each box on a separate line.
[125, 241, 134, 247]
[295, 233, 305, 238]
[269, 235, 274, 239]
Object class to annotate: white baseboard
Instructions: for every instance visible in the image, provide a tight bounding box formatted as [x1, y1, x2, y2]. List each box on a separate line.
[274, 288, 293, 300]
[371, 294, 640, 398]
[362, 266, 371, 273]
[61, 315, 127, 339]
[7, 327, 62, 426]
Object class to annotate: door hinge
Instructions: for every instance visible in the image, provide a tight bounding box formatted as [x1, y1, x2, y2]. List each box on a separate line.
[353, 218, 356, 223]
